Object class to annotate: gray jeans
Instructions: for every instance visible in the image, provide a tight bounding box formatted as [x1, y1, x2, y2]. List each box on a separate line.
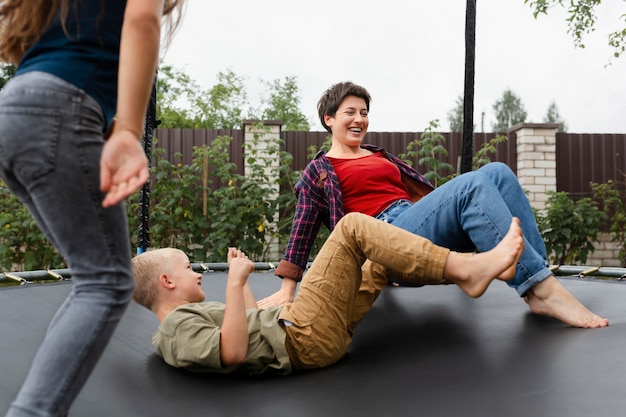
[0, 72, 134, 417]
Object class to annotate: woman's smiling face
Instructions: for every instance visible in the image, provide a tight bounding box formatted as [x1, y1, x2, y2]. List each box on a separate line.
[325, 95, 369, 147]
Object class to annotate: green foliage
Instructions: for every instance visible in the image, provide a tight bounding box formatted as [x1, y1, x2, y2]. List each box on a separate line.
[201, 125, 299, 261]
[157, 64, 199, 127]
[157, 65, 252, 129]
[591, 179, 626, 266]
[0, 63, 16, 89]
[491, 89, 528, 132]
[472, 135, 508, 169]
[128, 128, 299, 263]
[260, 76, 311, 131]
[157, 65, 310, 131]
[525, 0, 625, 59]
[200, 69, 251, 129]
[446, 95, 465, 132]
[397, 121, 507, 186]
[608, 20, 626, 59]
[543, 101, 568, 132]
[310, 135, 332, 155]
[398, 120, 455, 187]
[535, 191, 607, 265]
[526, 0, 601, 48]
[140, 146, 210, 259]
[0, 180, 65, 271]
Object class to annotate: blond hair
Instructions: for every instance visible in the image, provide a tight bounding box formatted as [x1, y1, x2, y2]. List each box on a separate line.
[0, 0, 185, 64]
[132, 248, 179, 311]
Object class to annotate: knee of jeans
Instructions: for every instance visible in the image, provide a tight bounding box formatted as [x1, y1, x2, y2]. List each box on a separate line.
[481, 161, 511, 176]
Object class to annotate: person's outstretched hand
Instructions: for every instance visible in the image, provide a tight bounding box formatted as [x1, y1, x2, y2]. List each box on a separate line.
[100, 129, 149, 208]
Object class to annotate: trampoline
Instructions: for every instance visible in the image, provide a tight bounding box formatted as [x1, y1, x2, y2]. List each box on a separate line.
[1, 271, 625, 417]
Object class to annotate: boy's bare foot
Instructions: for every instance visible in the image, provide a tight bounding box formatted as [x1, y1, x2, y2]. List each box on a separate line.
[524, 276, 609, 328]
[445, 217, 524, 298]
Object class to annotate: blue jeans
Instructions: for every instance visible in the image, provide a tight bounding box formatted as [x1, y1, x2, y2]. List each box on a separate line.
[0, 72, 134, 417]
[390, 162, 552, 296]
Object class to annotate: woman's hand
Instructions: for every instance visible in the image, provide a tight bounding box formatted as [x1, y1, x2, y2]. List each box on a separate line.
[256, 278, 297, 308]
[100, 129, 149, 207]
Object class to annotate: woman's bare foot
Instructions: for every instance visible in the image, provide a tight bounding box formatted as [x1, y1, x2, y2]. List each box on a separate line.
[524, 276, 609, 328]
[445, 217, 524, 298]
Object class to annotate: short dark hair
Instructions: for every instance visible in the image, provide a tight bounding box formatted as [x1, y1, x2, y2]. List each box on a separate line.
[317, 82, 371, 133]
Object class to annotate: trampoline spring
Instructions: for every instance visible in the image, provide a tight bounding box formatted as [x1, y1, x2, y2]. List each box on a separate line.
[47, 270, 65, 281]
[578, 267, 600, 277]
[3, 272, 28, 285]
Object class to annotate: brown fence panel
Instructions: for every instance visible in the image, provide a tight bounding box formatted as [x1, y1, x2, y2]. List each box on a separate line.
[283, 131, 517, 175]
[557, 133, 626, 198]
[154, 128, 244, 189]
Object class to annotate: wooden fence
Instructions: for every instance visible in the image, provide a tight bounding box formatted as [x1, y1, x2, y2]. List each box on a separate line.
[154, 128, 626, 197]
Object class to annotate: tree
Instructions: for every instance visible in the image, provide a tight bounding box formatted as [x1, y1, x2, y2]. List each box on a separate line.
[491, 89, 528, 132]
[260, 76, 310, 131]
[543, 100, 568, 132]
[156, 65, 310, 130]
[525, 0, 626, 59]
[157, 65, 252, 129]
[198, 69, 252, 129]
[446, 95, 465, 132]
[157, 64, 204, 128]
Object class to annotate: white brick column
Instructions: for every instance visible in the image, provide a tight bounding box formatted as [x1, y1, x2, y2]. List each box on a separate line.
[242, 120, 282, 261]
[510, 123, 558, 211]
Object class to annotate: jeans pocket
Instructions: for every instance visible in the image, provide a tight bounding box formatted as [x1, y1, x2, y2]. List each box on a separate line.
[0, 107, 61, 182]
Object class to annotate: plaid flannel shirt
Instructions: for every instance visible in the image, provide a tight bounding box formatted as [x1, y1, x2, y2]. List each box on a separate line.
[274, 144, 434, 282]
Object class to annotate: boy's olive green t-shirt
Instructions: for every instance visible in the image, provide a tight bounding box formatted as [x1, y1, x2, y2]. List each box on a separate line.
[153, 302, 292, 375]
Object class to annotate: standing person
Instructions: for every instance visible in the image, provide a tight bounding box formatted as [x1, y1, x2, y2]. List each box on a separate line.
[258, 81, 608, 330]
[132, 213, 525, 374]
[0, 1, 184, 416]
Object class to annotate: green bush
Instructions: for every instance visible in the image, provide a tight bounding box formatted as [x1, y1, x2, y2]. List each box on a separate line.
[200, 127, 299, 261]
[0, 180, 65, 271]
[536, 191, 607, 265]
[129, 144, 210, 260]
[398, 120, 455, 186]
[591, 179, 626, 266]
[128, 126, 299, 263]
[472, 135, 508, 169]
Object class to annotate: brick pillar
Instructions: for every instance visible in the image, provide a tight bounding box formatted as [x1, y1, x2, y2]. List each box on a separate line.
[242, 120, 282, 261]
[510, 123, 559, 211]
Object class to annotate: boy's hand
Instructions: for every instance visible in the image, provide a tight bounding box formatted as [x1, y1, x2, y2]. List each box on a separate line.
[221, 248, 256, 366]
[227, 248, 255, 286]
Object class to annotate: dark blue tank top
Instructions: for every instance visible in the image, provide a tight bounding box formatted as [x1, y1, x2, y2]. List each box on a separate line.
[16, 0, 127, 128]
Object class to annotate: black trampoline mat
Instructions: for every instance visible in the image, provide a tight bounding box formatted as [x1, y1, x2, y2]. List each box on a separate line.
[1, 272, 625, 417]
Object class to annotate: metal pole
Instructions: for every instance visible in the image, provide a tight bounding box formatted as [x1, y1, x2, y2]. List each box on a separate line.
[137, 75, 158, 254]
[461, 0, 476, 174]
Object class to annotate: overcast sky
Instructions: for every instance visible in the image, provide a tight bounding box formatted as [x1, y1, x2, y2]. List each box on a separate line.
[161, 0, 626, 134]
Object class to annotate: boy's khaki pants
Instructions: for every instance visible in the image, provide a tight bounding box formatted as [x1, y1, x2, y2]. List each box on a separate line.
[279, 212, 450, 370]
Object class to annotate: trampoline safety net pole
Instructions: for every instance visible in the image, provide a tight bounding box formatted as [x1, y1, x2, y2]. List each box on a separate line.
[461, 0, 476, 174]
[137, 75, 158, 254]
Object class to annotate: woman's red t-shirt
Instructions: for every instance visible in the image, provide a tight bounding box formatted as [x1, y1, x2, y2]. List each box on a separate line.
[328, 152, 410, 216]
